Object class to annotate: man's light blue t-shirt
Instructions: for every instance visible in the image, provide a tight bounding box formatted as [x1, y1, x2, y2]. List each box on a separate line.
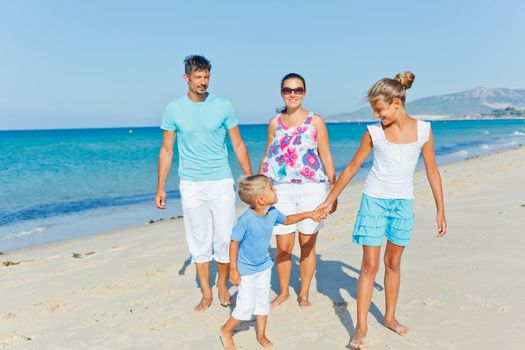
[160, 94, 238, 181]
[231, 207, 287, 276]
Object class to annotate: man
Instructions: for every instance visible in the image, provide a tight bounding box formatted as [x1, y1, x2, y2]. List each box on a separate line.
[155, 55, 252, 312]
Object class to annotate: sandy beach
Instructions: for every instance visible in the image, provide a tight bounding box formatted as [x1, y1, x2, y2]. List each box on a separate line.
[1, 146, 524, 350]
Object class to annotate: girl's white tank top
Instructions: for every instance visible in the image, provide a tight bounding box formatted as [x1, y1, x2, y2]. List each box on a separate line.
[363, 120, 431, 199]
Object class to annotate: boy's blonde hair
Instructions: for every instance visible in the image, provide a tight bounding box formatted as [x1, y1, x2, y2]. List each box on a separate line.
[237, 175, 271, 206]
[368, 71, 415, 105]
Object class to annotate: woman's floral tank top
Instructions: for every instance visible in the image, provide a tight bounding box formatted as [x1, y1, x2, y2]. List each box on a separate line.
[262, 112, 328, 184]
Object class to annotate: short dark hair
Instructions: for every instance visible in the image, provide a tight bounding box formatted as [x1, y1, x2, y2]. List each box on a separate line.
[184, 55, 211, 75]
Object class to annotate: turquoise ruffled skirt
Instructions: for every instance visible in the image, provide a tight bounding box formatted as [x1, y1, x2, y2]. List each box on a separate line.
[352, 193, 414, 247]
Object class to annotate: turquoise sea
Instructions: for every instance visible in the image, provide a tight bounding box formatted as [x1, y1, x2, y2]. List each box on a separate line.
[1, 119, 525, 251]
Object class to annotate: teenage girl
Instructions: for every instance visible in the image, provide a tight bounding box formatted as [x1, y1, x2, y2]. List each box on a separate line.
[316, 71, 447, 349]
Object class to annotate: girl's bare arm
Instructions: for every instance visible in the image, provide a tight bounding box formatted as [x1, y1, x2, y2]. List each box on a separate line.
[317, 131, 373, 213]
[421, 129, 447, 237]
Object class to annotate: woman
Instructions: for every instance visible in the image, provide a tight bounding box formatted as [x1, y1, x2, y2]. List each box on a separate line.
[259, 73, 336, 308]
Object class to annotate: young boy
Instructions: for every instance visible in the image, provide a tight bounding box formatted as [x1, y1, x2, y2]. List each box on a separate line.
[219, 175, 322, 349]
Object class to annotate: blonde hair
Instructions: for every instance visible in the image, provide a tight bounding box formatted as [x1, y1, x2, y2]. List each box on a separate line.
[368, 71, 415, 105]
[237, 175, 271, 206]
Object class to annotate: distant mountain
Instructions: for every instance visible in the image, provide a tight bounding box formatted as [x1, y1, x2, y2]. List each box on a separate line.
[327, 87, 525, 121]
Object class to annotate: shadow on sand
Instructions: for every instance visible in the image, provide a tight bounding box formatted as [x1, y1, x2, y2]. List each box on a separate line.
[315, 254, 384, 339]
[180, 249, 384, 340]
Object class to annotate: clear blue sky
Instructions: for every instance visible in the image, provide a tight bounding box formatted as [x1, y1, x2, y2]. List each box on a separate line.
[1, 0, 524, 130]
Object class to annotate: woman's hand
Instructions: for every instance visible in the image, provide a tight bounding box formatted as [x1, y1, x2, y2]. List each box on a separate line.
[314, 201, 332, 219]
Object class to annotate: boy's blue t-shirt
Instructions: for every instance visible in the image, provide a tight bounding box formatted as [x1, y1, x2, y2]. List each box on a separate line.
[231, 207, 287, 276]
[160, 93, 238, 181]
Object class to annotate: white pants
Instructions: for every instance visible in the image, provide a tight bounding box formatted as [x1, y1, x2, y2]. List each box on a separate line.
[273, 182, 329, 235]
[179, 178, 235, 264]
[232, 267, 272, 321]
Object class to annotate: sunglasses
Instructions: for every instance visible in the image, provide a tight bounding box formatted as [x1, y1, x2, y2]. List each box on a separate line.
[281, 87, 305, 95]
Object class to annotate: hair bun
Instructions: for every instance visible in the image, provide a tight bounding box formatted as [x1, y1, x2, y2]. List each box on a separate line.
[394, 71, 415, 90]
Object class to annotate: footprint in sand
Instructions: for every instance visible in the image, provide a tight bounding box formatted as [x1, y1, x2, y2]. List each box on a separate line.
[301, 330, 321, 342]
[48, 303, 73, 315]
[423, 298, 443, 306]
[143, 267, 167, 277]
[422, 298, 444, 311]
[458, 292, 508, 311]
[2, 313, 16, 320]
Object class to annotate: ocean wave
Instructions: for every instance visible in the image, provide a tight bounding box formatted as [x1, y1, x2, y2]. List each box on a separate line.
[480, 144, 490, 150]
[512, 131, 525, 136]
[0, 225, 46, 242]
[0, 190, 181, 227]
[482, 130, 490, 135]
[450, 149, 469, 157]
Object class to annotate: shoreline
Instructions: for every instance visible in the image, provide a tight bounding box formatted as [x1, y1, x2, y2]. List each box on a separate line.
[0, 144, 525, 254]
[1, 144, 523, 257]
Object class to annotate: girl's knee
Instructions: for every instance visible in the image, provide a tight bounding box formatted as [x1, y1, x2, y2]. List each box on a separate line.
[361, 258, 380, 276]
[384, 258, 401, 273]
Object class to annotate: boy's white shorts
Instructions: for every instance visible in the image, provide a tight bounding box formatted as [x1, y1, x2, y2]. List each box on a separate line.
[273, 182, 329, 235]
[232, 267, 272, 321]
[179, 178, 235, 264]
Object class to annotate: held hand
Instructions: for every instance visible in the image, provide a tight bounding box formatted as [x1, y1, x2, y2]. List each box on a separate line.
[436, 213, 447, 237]
[155, 190, 166, 209]
[311, 208, 326, 221]
[314, 201, 332, 218]
[229, 269, 240, 286]
[311, 210, 323, 222]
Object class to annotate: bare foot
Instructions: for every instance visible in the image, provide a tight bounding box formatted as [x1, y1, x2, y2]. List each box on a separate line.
[219, 326, 236, 350]
[384, 318, 409, 336]
[297, 295, 312, 308]
[257, 335, 273, 348]
[347, 328, 366, 349]
[218, 285, 232, 306]
[347, 335, 366, 349]
[270, 293, 289, 309]
[193, 297, 212, 312]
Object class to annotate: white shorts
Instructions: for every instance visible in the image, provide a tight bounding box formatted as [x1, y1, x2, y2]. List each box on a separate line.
[273, 182, 329, 235]
[232, 267, 272, 321]
[179, 178, 235, 264]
